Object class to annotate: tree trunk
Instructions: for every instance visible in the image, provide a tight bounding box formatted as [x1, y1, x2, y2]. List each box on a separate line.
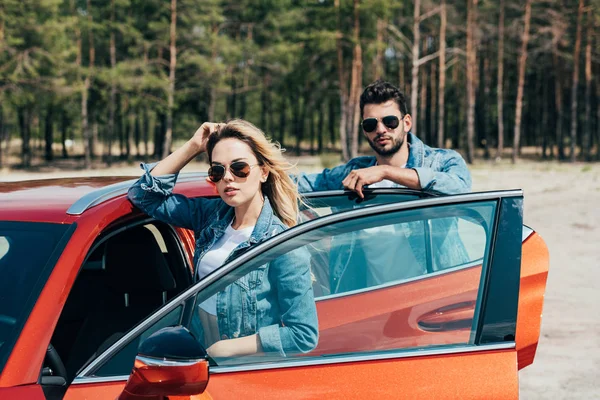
[542, 68, 550, 159]
[82, 0, 95, 168]
[19, 108, 31, 168]
[278, 96, 286, 148]
[107, 0, 116, 166]
[583, 7, 593, 161]
[134, 108, 140, 156]
[143, 108, 149, 161]
[569, 0, 584, 162]
[348, 0, 362, 158]
[512, 0, 532, 164]
[597, 70, 600, 161]
[162, 0, 177, 159]
[553, 43, 564, 160]
[310, 111, 316, 156]
[372, 18, 384, 79]
[0, 105, 3, 168]
[207, 23, 219, 122]
[329, 97, 336, 147]
[128, 110, 136, 163]
[61, 110, 68, 158]
[466, 0, 477, 164]
[482, 55, 491, 159]
[496, 0, 505, 160]
[430, 61, 437, 146]
[420, 38, 428, 141]
[437, 0, 446, 148]
[411, 0, 421, 132]
[335, 0, 350, 161]
[45, 105, 54, 162]
[318, 101, 324, 153]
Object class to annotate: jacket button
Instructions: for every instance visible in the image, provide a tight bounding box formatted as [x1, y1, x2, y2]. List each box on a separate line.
[221, 334, 228, 340]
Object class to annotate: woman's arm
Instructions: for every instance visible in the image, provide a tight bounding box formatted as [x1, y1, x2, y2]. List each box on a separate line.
[258, 247, 319, 357]
[127, 123, 220, 231]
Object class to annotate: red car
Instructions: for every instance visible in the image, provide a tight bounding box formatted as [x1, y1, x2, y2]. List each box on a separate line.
[0, 175, 548, 399]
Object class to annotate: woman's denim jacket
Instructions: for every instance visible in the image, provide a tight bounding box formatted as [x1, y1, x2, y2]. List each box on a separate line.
[296, 133, 472, 293]
[128, 163, 318, 357]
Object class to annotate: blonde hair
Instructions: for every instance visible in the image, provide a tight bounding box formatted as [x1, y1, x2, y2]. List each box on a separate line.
[206, 119, 301, 228]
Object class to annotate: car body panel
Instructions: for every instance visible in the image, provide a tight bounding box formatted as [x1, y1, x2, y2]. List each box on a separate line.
[515, 232, 549, 369]
[64, 349, 517, 400]
[312, 266, 480, 355]
[206, 349, 518, 399]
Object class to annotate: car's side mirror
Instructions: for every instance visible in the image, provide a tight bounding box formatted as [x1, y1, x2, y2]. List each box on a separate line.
[118, 326, 209, 400]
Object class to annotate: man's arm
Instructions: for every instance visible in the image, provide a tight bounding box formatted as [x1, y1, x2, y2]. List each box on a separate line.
[412, 151, 471, 195]
[342, 151, 471, 197]
[295, 164, 348, 193]
[342, 166, 420, 198]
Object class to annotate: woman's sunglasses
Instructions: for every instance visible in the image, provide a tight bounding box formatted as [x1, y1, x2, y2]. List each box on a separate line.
[208, 161, 259, 182]
[361, 115, 401, 133]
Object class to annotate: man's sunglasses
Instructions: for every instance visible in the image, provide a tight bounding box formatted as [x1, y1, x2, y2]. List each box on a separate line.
[361, 115, 401, 133]
[208, 161, 259, 182]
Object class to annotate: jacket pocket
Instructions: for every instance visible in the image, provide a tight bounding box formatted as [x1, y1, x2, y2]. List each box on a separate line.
[233, 263, 268, 292]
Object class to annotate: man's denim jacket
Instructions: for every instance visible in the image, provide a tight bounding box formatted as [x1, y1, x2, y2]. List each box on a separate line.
[296, 133, 471, 194]
[296, 133, 472, 293]
[128, 163, 319, 356]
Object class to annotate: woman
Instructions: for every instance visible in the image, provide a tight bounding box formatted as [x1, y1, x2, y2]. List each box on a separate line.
[128, 119, 318, 359]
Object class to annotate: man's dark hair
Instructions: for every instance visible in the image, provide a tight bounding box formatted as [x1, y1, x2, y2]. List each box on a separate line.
[359, 80, 409, 117]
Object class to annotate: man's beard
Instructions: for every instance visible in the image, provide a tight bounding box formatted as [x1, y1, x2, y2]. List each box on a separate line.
[366, 134, 404, 157]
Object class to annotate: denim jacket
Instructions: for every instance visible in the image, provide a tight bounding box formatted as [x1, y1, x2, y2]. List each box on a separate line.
[128, 163, 318, 357]
[296, 132, 471, 195]
[295, 134, 471, 293]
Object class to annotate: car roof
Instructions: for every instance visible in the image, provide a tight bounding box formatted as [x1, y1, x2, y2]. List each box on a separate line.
[0, 174, 214, 223]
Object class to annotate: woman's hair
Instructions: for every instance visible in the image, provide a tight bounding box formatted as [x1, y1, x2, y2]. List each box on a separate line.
[206, 119, 301, 228]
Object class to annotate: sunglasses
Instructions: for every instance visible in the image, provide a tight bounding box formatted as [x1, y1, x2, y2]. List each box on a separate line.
[208, 161, 259, 182]
[361, 115, 401, 133]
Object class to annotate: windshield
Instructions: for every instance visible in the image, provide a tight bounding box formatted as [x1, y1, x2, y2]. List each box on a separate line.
[0, 221, 74, 374]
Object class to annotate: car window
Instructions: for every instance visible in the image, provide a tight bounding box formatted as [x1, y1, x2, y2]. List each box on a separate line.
[84, 200, 496, 377]
[300, 191, 427, 222]
[53, 220, 191, 380]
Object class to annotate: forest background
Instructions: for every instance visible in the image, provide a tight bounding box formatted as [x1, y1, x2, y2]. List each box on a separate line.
[0, 0, 599, 169]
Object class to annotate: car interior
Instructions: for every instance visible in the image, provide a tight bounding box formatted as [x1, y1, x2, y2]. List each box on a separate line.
[49, 220, 192, 383]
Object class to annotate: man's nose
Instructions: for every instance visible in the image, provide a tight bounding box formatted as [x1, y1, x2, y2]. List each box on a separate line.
[376, 120, 388, 133]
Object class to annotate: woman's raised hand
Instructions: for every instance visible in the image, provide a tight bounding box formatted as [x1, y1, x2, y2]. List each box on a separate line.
[192, 122, 221, 153]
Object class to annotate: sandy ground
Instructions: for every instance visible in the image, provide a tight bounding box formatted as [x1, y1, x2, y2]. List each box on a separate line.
[1, 159, 599, 399]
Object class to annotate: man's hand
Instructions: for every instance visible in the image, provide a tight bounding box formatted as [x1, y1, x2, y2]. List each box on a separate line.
[342, 166, 388, 199]
[192, 122, 221, 153]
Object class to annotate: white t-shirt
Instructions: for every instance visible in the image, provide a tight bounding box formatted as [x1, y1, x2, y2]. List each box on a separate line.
[361, 163, 424, 285]
[197, 223, 254, 315]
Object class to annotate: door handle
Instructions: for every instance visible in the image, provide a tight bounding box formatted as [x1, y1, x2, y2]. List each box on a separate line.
[417, 301, 475, 332]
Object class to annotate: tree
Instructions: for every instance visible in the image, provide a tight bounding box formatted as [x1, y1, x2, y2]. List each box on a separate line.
[163, 0, 177, 158]
[496, 0, 505, 160]
[569, 0, 584, 162]
[512, 0, 532, 164]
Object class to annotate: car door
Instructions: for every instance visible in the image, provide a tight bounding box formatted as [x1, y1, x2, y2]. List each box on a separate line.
[64, 190, 524, 400]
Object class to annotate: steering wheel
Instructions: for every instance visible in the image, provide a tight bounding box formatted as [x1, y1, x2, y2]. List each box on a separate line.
[45, 343, 68, 379]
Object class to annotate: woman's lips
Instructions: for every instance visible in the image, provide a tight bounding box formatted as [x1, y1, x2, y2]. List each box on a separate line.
[224, 187, 238, 197]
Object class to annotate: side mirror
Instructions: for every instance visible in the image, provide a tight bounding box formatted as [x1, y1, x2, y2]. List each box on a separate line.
[118, 326, 209, 400]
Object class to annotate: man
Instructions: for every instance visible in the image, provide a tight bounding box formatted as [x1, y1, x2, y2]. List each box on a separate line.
[297, 80, 471, 196]
[297, 80, 471, 293]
